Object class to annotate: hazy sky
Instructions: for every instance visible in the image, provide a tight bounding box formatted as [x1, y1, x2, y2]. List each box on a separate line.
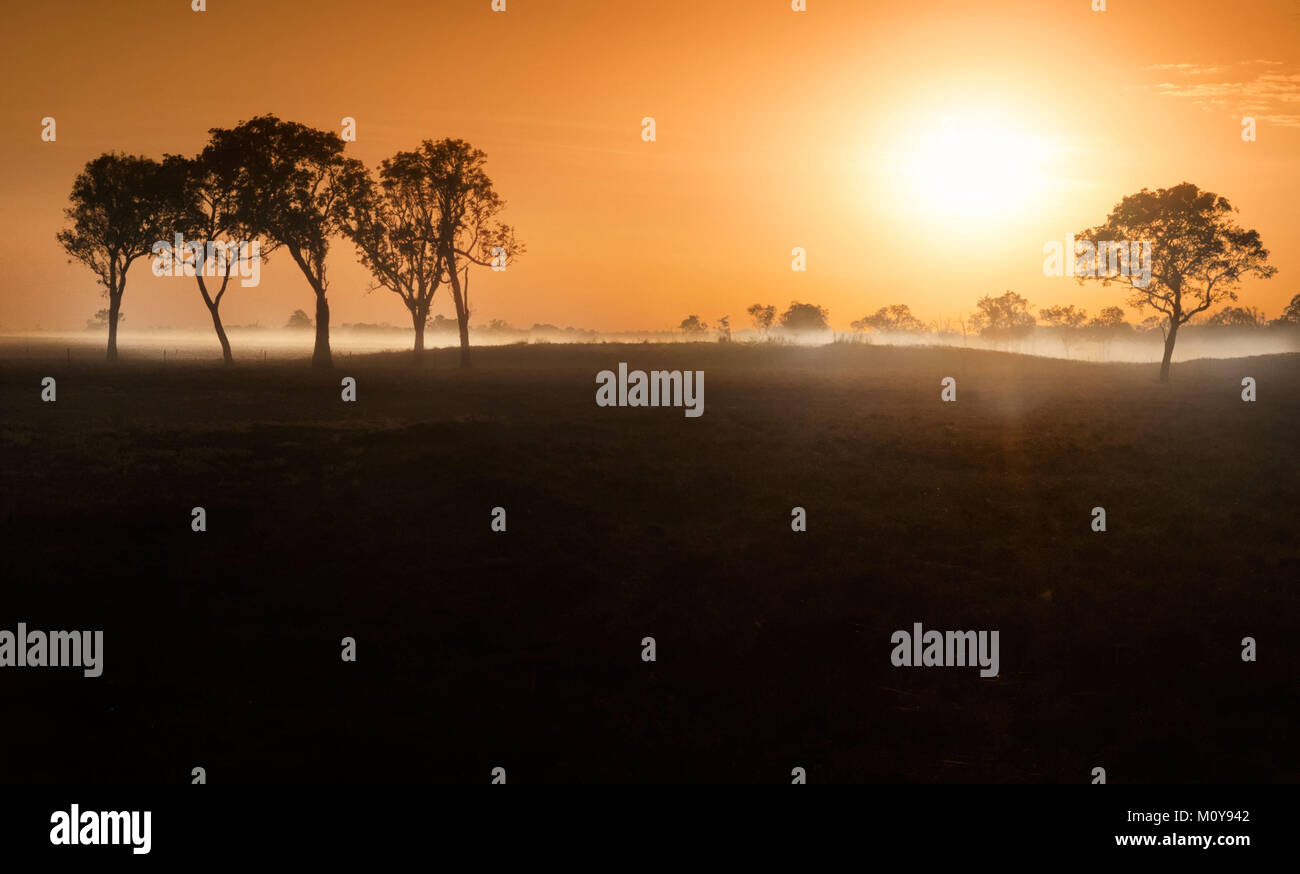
[1, 0, 1297, 332]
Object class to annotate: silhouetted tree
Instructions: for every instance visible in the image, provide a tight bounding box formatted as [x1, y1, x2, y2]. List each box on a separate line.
[1137, 315, 1165, 334]
[851, 304, 925, 333]
[780, 301, 830, 333]
[1088, 305, 1128, 329]
[165, 140, 270, 365]
[1076, 182, 1276, 381]
[86, 308, 121, 330]
[1206, 305, 1266, 328]
[679, 314, 709, 335]
[970, 291, 1035, 341]
[57, 153, 175, 361]
[414, 139, 522, 369]
[343, 149, 447, 357]
[209, 116, 367, 369]
[1039, 304, 1088, 354]
[1084, 305, 1130, 357]
[716, 315, 731, 343]
[1039, 304, 1087, 328]
[285, 308, 313, 329]
[747, 303, 775, 336]
[1279, 294, 1300, 324]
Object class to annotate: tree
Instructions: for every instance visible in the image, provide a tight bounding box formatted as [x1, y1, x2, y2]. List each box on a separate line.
[165, 140, 270, 365]
[343, 149, 446, 357]
[779, 301, 830, 333]
[86, 308, 121, 330]
[209, 116, 367, 369]
[286, 309, 314, 329]
[1206, 305, 1266, 328]
[1277, 294, 1300, 324]
[416, 139, 522, 369]
[1076, 182, 1276, 381]
[679, 314, 709, 336]
[746, 303, 776, 337]
[716, 315, 731, 343]
[1084, 305, 1130, 357]
[1039, 304, 1088, 354]
[969, 291, 1035, 340]
[851, 304, 925, 333]
[1279, 293, 1300, 323]
[57, 153, 175, 361]
[1137, 315, 1165, 334]
[1088, 305, 1128, 330]
[1039, 304, 1087, 329]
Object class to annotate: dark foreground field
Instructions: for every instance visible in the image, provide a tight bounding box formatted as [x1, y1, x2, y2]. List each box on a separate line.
[0, 341, 1296, 783]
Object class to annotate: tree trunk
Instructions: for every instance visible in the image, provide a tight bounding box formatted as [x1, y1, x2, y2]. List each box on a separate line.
[412, 307, 426, 359]
[456, 309, 471, 369]
[447, 268, 471, 369]
[208, 301, 233, 365]
[1159, 319, 1178, 382]
[107, 289, 122, 362]
[312, 289, 332, 370]
[447, 267, 473, 366]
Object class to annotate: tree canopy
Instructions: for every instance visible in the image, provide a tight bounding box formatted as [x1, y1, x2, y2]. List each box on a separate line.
[1076, 182, 1275, 380]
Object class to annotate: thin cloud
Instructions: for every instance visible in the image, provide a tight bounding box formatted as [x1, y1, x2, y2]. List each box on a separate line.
[1136, 61, 1300, 128]
[1141, 63, 1223, 74]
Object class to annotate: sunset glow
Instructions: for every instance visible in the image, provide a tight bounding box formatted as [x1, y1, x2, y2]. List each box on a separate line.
[893, 111, 1059, 220]
[0, 0, 1295, 334]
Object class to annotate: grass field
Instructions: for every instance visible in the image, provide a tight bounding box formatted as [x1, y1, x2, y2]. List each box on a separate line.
[1, 340, 1295, 783]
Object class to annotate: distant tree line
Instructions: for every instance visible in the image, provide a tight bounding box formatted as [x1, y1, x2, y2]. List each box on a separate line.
[720, 289, 1298, 346]
[704, 184, 1282, 381]
[679, 302, 830, 342]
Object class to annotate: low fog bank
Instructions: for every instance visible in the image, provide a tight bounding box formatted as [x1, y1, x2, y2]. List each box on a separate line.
[0, 325, 627, 361]
[827, 325, 1300, 363]
[1, 323, 1296, 364]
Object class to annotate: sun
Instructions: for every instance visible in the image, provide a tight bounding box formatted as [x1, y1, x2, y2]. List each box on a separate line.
[885, 111, 1059, 222]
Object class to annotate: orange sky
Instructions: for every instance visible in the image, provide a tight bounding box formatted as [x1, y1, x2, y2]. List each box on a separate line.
[1, 0, 1297, 333]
